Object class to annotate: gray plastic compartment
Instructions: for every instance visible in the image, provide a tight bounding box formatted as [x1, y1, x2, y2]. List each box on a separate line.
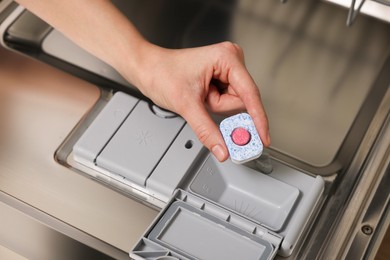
[96, 100, 185, 186]
[73, 92, 138, 163]
[146, 124, 206, 201]
[189, 155, 300, 231]
[131, 190, 276, 260]
[70, 92, 324, 258]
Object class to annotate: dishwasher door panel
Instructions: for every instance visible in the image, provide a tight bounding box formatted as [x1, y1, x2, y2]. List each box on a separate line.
[0, 0, 389, 259]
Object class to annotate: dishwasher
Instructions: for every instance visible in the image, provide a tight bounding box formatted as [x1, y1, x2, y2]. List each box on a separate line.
[0, 0, 389, 259]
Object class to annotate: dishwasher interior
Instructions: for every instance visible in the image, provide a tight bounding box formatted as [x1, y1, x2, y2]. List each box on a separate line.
[0, 0, 389, 259]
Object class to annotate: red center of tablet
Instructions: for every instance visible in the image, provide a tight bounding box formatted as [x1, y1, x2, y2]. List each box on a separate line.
[231, 127, 251, 146]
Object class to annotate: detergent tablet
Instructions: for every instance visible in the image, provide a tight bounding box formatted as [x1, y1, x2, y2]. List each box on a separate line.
[220, 113, 263, 164]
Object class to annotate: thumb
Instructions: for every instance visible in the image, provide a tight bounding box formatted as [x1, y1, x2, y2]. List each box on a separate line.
[181, 103, 229, 162]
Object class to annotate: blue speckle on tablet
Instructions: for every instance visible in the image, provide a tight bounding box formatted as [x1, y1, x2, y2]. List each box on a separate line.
[220, 113, 263, 164]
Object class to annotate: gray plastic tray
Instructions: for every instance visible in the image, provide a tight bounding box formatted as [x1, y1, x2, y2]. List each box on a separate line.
[131, 191, 275, 260]
[190, 155, 300, 231]
[149, 201, 273, 260]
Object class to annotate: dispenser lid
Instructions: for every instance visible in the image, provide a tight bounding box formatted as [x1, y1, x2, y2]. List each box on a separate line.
[130, 190, 278, 260]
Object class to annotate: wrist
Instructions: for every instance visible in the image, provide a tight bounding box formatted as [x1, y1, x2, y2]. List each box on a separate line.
[116, 39, 164, 94]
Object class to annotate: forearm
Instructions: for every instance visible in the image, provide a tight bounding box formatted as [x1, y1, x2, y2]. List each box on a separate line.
[14, 0, 270, 160]
[15, 0, 150, 87]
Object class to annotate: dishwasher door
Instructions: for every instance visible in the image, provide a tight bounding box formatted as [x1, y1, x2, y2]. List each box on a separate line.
[0, 0, 389, 259]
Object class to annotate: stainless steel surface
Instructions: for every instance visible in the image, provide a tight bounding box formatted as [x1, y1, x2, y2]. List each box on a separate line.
[0, 0, 389, 259]
[180, 0, 390, 171]
[0, 47, 158, 259]
[345, 118, 389, 259]
[301, 87, 390, 259]
[0, 191, 117, 260]
[8, 0, 389, 173]
[0, 0, 12, 11]
[0, 244, 27, 260]
[0, 0, 17, 24]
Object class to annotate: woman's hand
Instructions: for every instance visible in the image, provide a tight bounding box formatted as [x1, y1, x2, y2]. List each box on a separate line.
[120, 41, 270, 162]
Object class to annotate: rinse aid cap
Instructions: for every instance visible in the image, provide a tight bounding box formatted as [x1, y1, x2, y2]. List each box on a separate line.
[220, 113, 263, 164]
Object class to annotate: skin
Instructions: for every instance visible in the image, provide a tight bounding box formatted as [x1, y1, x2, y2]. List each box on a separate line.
[15, 0, 270, 162]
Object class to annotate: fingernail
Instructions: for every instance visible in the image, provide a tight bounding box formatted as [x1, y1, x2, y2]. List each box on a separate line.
[212, 144, 227, 162]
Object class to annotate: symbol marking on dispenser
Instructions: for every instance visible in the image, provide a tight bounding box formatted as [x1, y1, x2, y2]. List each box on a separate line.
[202, 184, 210, 193]
[206, 167, 214, 176]
[136, 130, 152, 146]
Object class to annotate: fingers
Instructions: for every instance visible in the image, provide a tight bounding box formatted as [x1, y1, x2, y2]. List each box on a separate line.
[209, 84, 270, 148]
[246, 95, 271, 147]
[222, 52, 271, 147]
[181, 101, 229, 162]
[206, 41, 270, 147]
[232, 74, 271, 147]
[206, 84, 246, 114]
